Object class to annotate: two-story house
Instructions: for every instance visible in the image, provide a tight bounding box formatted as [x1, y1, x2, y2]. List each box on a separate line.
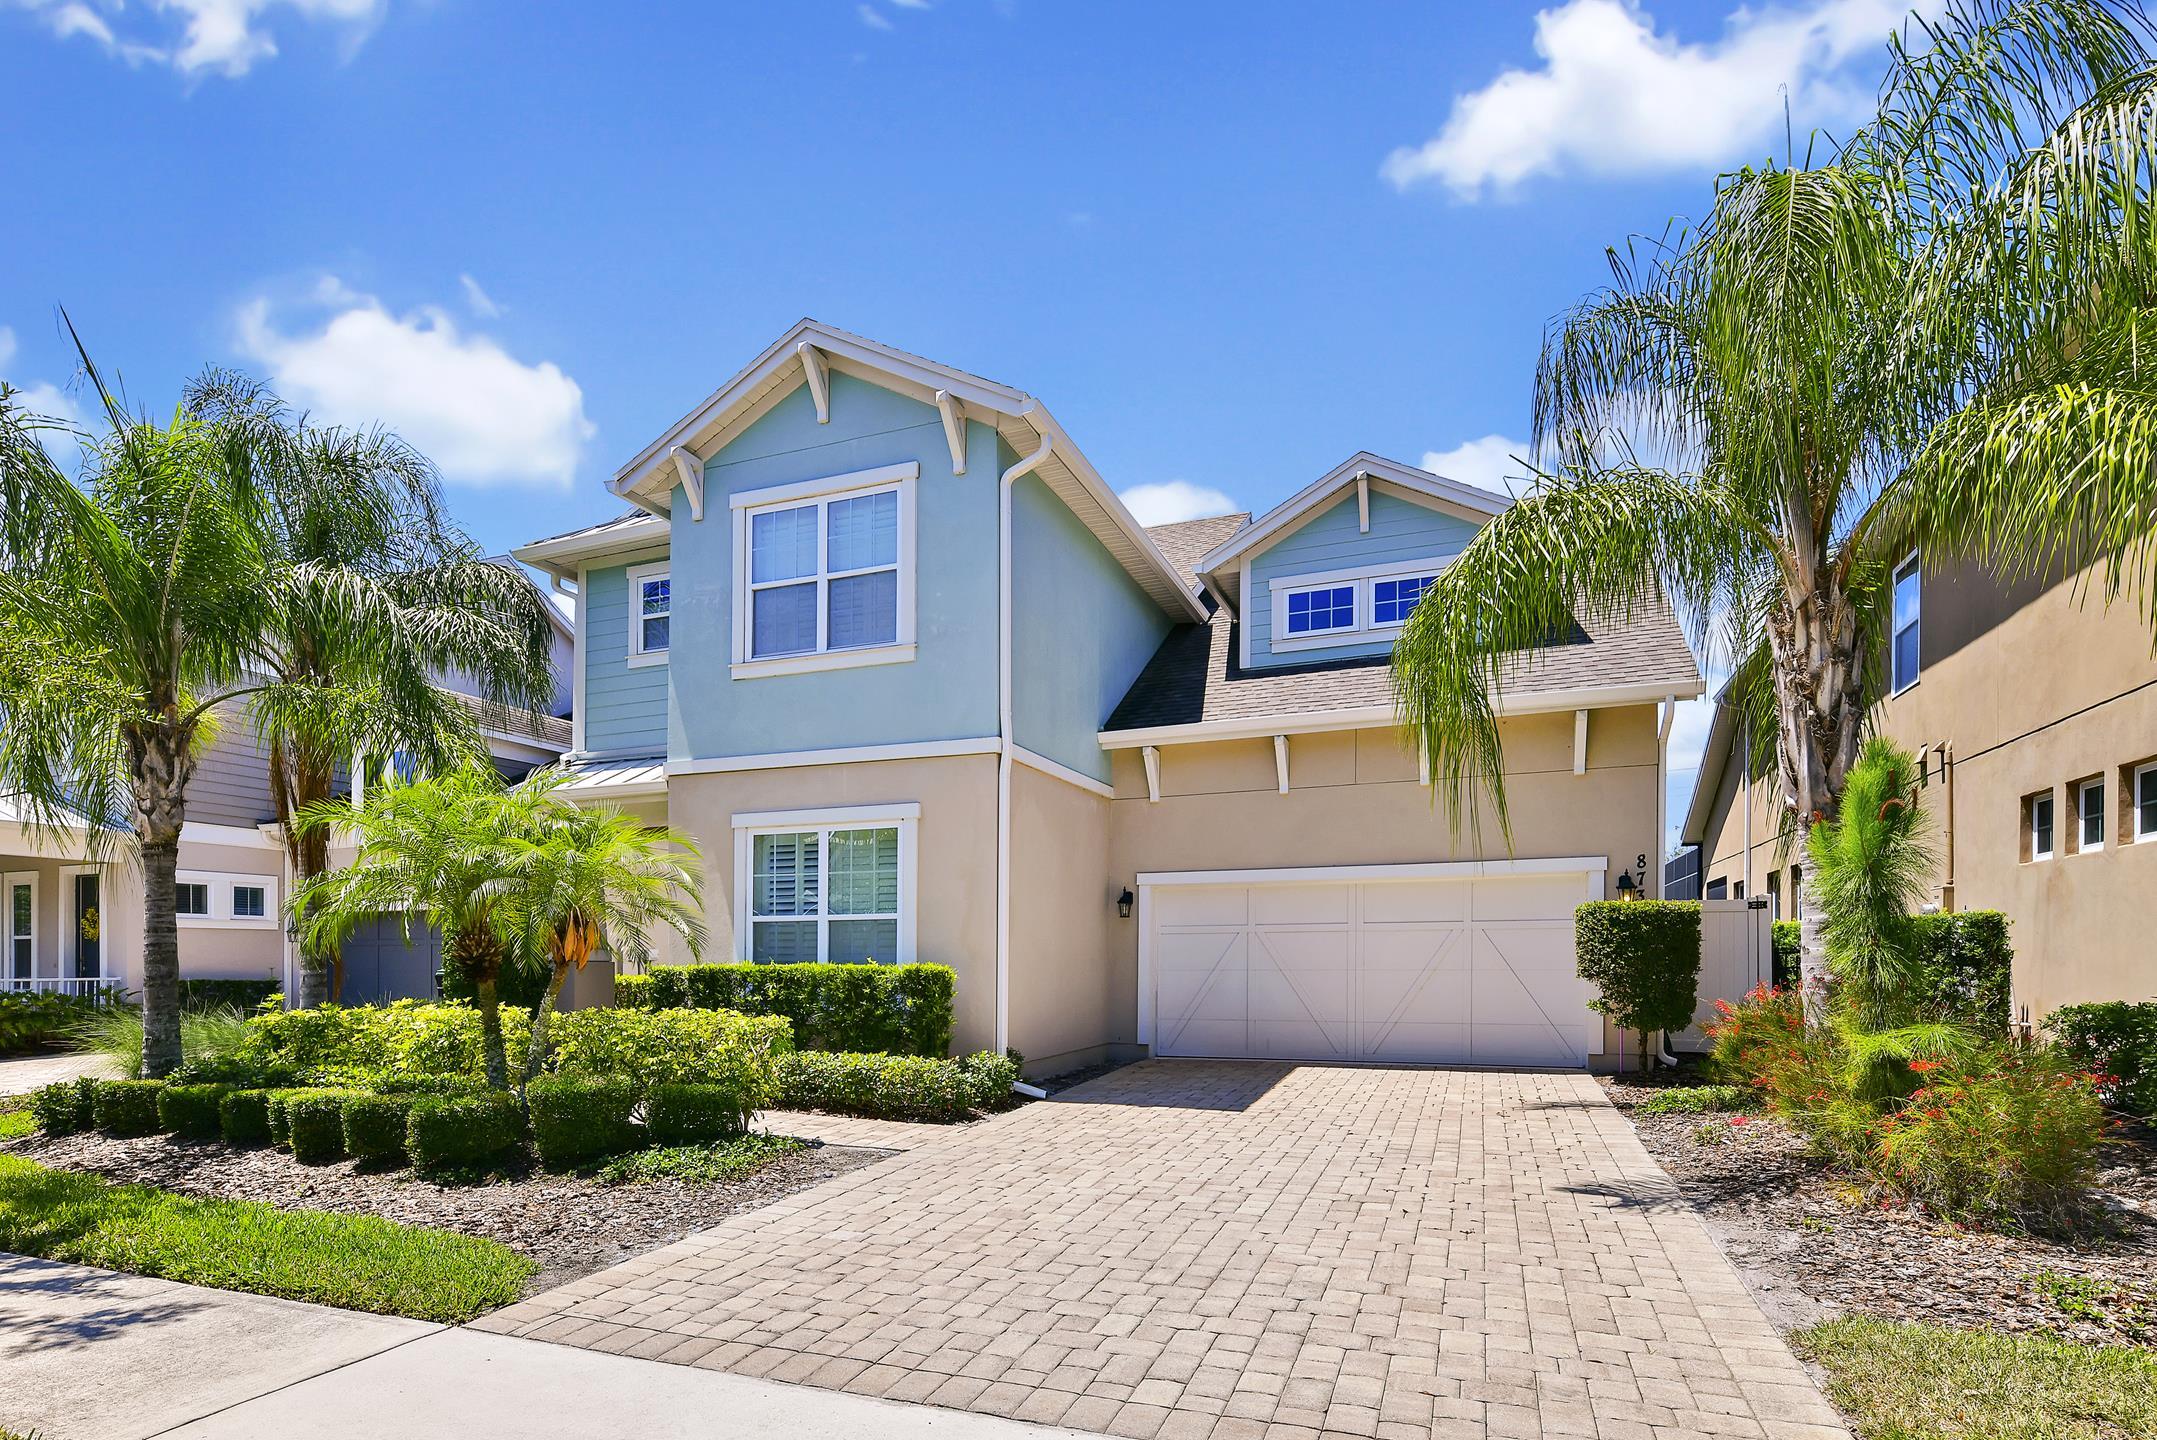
[515, 320, 1703, 1075]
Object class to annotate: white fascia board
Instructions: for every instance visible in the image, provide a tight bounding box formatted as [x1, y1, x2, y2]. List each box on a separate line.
[1136, 856, 1609, 887]
[560, 778, 671, 802]
[511, 518, 671, 579]
[1192, 451, 1509, 583]
[1096, 679, 1704, 750]
[1008, 743, 1115, 800]
[732, 801, 922, 829]
[668, 736, 1003, 776]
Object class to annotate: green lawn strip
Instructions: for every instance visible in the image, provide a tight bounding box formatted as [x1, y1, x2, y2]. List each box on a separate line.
[595, 1133, 804, 1185]
[0, 1155, 534, 1323]
[1793, 1317, 2157, 1440]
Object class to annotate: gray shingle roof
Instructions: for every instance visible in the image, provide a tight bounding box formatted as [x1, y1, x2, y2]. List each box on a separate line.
[1144, 513, 1249, 588]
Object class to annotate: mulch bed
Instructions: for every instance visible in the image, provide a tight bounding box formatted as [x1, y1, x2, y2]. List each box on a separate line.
[1604, 1073, 2157, 1348]
[2, 1127, 886, 1295]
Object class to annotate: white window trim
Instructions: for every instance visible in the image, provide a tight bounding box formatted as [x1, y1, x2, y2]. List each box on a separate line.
[730, 803, 919, 964]
[2029, 791, 2056, 862]
[2074, 778, 2106, 855]
[4, 871, 38, 978]
[626, 560, 671, 669]
[2134, 761, 2157, 844]
[1267, 555, 1450, 655]
[1890, 551, 1921, 695]
[175, 869, 280, 930]
[730, 462, 918, 680]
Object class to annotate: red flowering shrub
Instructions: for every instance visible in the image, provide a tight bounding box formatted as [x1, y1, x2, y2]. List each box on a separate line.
[1871, 1043, 2108, 1223]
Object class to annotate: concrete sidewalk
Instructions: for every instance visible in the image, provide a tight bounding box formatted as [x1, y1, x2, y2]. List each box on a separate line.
[0, 1052, 115, 1095]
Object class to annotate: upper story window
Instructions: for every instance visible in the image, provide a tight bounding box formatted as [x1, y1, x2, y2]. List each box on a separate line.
[2026, 789, 2055, 862]
[1890, 555, 1921, 693]
[1268, 558, 1448, 654]
[2135, 761, 2157, 844]
[231, 884, 267, 919]
[627, 562, 670, 667]
[2075, 777, 2105, 853]
[731, 463, 917, 679]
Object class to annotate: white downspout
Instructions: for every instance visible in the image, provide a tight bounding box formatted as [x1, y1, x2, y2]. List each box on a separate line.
[996, 429, 1056, 1059]
[1656, 697, 1678, 1066]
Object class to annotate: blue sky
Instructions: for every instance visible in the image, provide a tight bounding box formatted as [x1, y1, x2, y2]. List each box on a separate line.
[0, 0, 1940, 847]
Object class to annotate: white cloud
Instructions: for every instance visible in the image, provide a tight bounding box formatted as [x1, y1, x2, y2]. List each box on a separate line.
[236, 278, 594, 491]
[1421, 434, 1536, 498]
[458, 273, 502, 319]
[1119, 480, 1239, 527]
[1382, 0, 1938, 198]
[7, 0, 380, 77]
[857, 3, 892, 30]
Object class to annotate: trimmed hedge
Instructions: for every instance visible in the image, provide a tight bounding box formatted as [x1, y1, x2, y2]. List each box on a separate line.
[157, 1083, 233, 1140]
[93, 1080, 166, 1137]
[1576, 902, 1701, 1068]
[267, 1087, 326, 1147]
[527, 1075, 637, 1169]
[644, 1082, 747, 1147]
[31, 1077, 97, 1135]
[407, 1094, 522, 1175]
[548, 1007, 789, 1106]
[285, 1090, 361, 1165]
[344, 1095, 416, 1165]
[776, 1050, 1017, 1123]
[2048, 1000, 2157, 1120]
[219, 1089, 274, 1147]
[617, 962, 953, 1057]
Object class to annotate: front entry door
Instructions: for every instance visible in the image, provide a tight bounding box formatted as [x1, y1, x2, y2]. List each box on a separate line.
[72, 872, 100, 978]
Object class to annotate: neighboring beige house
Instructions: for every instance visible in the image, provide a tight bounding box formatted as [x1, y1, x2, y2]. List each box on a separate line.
[1676, 554, 2157, 1024]
[517, 320, 1705, 1075]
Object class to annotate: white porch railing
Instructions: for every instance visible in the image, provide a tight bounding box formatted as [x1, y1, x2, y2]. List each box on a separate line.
[0, 976, 125, 1001]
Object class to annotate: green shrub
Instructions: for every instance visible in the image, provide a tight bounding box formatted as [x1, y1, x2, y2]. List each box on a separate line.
[69, 1005, 252, 1081]
[1908, 911, 2013, 1035]
[527, 1075, 637, 1169]
[1576, 901, 1701, 1071]
[624, 962, 955, 1057]
[369, 1073, 489, 1099]
[548, 1007, 788, 1106]
[265, 1088, 310, 1146]
[218, 1089, 274, 1147]
[2046, 1000, 2157, 1120]
[29, 1078, 97, 1135]
[644, 1082, 748, 1146]
[953, 1050, 1020, 1108]
[93, 1080, 166, 1137]
[1771, 920, 1799, 989]
[406, 1094, 522, 1175]
[596, 1134, 804, 1186]
[0, 990, 109, 1054]
[176, 979, 279, 1013]
[342, 1095, 415, 1166]
[156, 1083, 233, 1140]
[169, 1049, 302, 1089]
[1872, 1043, 2107, 1222]
[776, 1050, 1004, 1123]
[440, 956, 548, 1010]
[1636, 1084, 1754, 1115]
[231, 1000, 533, 1088]
[284, 1090, 360, 1165]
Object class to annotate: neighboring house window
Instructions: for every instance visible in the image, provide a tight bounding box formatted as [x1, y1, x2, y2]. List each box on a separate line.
[1766, 871, 1781, 919]
[1283, 583, 1356, 636]
[174, 871, 276, 926]
[1732, 881, 1745, 900]
[232, 885, 267, 919]
[2134, 761, 2157, 844]
[2075, 777, 2105, 853]
[733, 803, 918, 965]
[1705, 877, 1728, 899]
[1890, 555, 1921, 693]
[731, 463, 917, 678]
[2027, 790, 2055, 861]
[174, 882, 210, 917]
[1371, 573, 1438, 626]
[627, 562, 670, 667]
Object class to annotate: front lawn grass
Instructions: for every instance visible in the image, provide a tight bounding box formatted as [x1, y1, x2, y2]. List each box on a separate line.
[1794, 1317, 2157, 1440]
[594, 1132, 804, 1186]
[0, 1155, 534, 1322]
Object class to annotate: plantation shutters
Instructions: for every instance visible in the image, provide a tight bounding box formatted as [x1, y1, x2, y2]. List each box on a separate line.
[749, 825, 902, 964]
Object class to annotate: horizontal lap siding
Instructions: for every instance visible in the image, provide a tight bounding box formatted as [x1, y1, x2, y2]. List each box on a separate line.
[584, 559, 670, 755]
[1247, 490, 1480, 668]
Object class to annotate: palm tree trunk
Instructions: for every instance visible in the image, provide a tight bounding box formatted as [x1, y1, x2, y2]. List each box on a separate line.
[137, 832, 184, 1077]
[520, 959, 572, 1090]
[275, 740, 339, 1008]
[474, 974, 509, 1091]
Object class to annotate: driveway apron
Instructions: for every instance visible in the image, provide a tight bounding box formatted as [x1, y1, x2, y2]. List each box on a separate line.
[475, 1062, 1847, 1440]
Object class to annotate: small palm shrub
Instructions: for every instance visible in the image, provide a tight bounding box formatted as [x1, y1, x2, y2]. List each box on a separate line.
[92, 1080, 166, 1137]
[526, 1076, 637, 1168]
[156, 1083, 233, 1139]
[218, 1089, 274, 1147]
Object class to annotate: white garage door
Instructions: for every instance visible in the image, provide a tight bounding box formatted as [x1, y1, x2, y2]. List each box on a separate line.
[1145, 867, 1599, 1067]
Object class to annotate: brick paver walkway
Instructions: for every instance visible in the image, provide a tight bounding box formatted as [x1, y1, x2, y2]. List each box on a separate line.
[475, 1062, 1847, 1440]
[756, 1107, 963, 1151]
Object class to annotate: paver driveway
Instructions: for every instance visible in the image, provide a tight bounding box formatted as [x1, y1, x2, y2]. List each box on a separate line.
[476, 1063, 1848, 1440]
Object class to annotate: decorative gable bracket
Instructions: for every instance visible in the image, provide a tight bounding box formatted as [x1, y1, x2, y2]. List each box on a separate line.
[669, 446, 705, 522]
[798, 342, 830, 423]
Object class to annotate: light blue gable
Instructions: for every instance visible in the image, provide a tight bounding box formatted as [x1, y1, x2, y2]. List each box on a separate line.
[1011, 468, 1172, 782]
[666, 371, 1002, 759]
[1245, 489, 1481, 668]
[582, 555, 671, 755]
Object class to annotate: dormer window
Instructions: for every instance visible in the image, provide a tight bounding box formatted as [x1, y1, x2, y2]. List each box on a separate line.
[731, 462, 918, 679]
[1371, 573, 1438, 626]
[1268, 558, 1449, 654]
[1284, 583, 1356, 637]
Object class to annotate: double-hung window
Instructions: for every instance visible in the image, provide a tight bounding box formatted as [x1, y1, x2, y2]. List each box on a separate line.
[2076, 778, 2106, 853]
[627, 562, 670, 666]
[734, 805, 917, 965]
[2027, 790, 2055, 862]
[2135, 762, 2157, 844]
[732, 463, 916, 678]
[1890, 556, 1921, 693]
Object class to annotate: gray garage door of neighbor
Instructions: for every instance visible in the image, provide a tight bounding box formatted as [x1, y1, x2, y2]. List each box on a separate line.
[1139, 860, 1606, 1068]
[337, 915, 443, 1004]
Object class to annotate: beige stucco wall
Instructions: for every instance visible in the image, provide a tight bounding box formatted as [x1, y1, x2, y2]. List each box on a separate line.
[1106, 706, 1668, 1065]
[1695, 558, 2157, 1019]
[665, 755, 1000, 1055]
[1006, 762, 1123, 1074]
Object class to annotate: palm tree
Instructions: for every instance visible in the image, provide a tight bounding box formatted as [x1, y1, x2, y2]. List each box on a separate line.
[0, 340, 283, 1076]
[508, 774, 706, 1086]
[1392, 1, 2157, 1011]
[183, 371, 559, 1006]
[292, 765, 528, 1089]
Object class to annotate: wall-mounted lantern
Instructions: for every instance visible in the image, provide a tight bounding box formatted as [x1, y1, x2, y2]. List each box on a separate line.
[1116, 887, 1135, 919]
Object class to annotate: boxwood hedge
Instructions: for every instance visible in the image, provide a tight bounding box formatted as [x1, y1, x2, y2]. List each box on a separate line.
[615, 962, 952, 1057]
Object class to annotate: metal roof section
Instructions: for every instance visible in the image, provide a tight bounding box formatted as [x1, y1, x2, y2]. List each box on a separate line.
[511, 512, 671, 580]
